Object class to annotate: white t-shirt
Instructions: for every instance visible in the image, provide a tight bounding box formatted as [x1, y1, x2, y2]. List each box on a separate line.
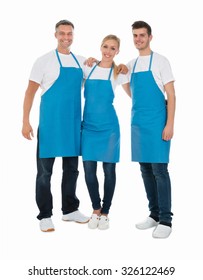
[83, 63, 129, 92]
[29, 50, 86, 95]
[127, 52, 174, 95]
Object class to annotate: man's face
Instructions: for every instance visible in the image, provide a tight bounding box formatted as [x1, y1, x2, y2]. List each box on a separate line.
[132, 28, 152, 51]
[55, 24, 74, 50]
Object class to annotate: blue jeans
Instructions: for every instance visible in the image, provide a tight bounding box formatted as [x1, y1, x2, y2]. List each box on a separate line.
[139, 163, 173, 225]
[36, 149, 79, 220]
[83, 161, 116, 214]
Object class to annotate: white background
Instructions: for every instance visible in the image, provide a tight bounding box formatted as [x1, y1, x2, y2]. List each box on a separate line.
[1, 0, 203, 278]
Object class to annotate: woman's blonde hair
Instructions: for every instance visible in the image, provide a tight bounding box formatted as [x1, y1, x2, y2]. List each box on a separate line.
[101, 34, 120, 79]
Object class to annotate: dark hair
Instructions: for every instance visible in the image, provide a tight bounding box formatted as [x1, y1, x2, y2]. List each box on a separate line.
[55, 20, 74, 31]
[131, 21, 152, 36]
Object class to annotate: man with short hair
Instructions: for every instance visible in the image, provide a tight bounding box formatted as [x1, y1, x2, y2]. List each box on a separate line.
[22, 20, 89, 232]
[128, 21, 176, 238]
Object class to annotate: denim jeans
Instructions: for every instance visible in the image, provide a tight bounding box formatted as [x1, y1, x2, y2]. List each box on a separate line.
[139, 163, 173, 225]
[83, 161, 116, 214]
[36, 151, 80, 220]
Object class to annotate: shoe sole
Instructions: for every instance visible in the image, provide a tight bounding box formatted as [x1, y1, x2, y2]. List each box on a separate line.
[62, 219, 89, 224]
[41, 228, 55, 232]
[136, 225, 158, 230]
[136, 222, 159, 230]
[88, 226, 98, 229]
[152, 231, 172, 239]
[152, 233, 171, 238]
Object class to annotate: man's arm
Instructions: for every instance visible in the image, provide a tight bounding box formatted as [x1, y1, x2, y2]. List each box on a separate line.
[162, 81, 176, 141]
[22, 80, 40, 140]
[122, 82, 131, 97]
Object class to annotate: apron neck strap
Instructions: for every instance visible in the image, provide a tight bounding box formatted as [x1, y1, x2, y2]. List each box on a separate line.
[87, 62, 99, 79]
[87, 62, 113, 80]
[70, 52, 81, 68]
[132, 57, 138, 73]
[55, 49, 81, 68]
[55, 49, 63, 67]
[108, 65, 113, 80]
[148, 51, 153, 71]
[132, 51, 154, 73]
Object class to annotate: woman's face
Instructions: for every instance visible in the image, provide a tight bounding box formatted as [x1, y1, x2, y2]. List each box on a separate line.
[100, 39, 119, 62]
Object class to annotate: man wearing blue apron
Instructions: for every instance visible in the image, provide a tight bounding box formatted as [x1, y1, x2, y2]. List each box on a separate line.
[128, 21, 176, 238]
[22, 20, 89, 232]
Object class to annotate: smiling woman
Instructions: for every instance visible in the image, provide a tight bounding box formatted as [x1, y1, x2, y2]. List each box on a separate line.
[81, 34, 130, 230]
[99, 35, 120, 78]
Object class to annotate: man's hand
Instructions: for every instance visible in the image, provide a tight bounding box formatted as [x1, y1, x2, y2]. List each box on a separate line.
[117, 64, 128, 74]
[84, 57, 99, 67]
[22, 122, 34, 140]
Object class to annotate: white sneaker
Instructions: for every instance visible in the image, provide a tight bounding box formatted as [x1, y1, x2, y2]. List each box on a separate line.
[136, 217, 159, 230]
[152, 224, 172, 238]
[40, 218, 55, 232]
[62, 210, 89, 224]
[98, 215, 109, 230]
[88, 214, 100, 229]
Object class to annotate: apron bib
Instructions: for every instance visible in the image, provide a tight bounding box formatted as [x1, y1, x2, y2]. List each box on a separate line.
[130, 52, 170, 163]
[82, 64, 120, 162]
[39, 50, 83, 158]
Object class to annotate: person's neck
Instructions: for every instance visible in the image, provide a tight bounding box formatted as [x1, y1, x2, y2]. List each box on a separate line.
[139, 48, 151, 56]
[99, 61, 113, 68]
[57, 47, 71, 55]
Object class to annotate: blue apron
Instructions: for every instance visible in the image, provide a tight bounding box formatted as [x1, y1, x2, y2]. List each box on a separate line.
[130, 52, 170, 163]
[82, 64, 120, 163]
[39, 50, 83, 158]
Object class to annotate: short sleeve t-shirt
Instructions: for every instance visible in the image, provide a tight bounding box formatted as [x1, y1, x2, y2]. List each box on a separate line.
[83, 63, 129, 92]
[127, 52, 174, 96]
[29, 50, 86, 95]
